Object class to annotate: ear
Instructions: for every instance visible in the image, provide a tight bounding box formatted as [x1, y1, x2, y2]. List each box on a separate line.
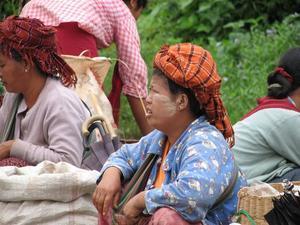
[22, 60, 30, 73]
[129, 0, 138, 9]
[176, 93, 189, 111]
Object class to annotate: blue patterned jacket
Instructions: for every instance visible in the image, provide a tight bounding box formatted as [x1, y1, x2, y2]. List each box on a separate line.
[101, 117, 246, 224]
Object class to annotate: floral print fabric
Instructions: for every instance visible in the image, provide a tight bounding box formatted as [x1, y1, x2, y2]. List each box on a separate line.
[101, 116, 246, 224]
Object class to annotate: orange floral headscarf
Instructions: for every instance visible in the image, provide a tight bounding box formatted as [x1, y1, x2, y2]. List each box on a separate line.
[154, 43, 234, 147]
[0, 16, 76, 87]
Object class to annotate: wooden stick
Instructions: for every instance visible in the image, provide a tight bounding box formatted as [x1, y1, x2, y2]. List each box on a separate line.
[134, 85, 148, 116]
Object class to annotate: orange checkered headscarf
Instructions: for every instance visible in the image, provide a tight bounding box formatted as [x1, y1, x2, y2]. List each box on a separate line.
[154, 43, 234, 147]
[0, 16, 76, 87]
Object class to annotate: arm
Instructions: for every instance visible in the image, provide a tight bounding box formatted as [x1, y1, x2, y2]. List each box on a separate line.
[0, 93, 12, 139]
[93, 166, 123, 216]
[127, 95, 152, 135]
[0, 104, 5, 138]
[114, 14, 152, 135]
[93, 133, 154, 216]
[10, 96, 87, 166]
[99, 134, 153, 181]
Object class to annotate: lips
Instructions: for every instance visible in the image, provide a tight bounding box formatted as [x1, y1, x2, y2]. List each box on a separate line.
[145, 108, 152, 118]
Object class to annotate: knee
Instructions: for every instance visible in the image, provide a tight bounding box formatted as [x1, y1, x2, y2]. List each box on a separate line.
[150, 208, 189, 225]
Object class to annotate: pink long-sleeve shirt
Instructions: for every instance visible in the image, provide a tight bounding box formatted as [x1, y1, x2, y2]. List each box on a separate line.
[20, 0, 148, 98]
[0, 78, 89, 167]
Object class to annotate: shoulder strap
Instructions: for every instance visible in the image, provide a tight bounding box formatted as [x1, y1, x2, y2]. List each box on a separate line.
[211, 163, 239, 211]
[114, 153, 158, 213]
[0, 94, 22, 143]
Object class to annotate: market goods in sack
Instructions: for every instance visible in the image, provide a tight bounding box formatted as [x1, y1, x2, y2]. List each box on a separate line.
[0, 161, 100, 225]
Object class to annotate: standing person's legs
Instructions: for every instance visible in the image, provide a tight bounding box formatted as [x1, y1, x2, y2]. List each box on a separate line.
[108, 62, 123, 125]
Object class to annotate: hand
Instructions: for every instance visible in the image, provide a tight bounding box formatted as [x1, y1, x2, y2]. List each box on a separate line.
[0, 140, 14, 160]
[93, 167, 122, 216]
[115, 191, 146, 225]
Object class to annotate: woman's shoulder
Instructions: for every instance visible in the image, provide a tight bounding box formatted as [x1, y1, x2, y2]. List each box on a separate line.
[38, 78, 87, 115]
[187, 119, 228, 144]
[235, 107, 299, 130]
[43, 79, 82, 103]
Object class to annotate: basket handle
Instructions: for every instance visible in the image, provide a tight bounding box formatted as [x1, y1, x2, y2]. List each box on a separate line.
[235, 209, 256, 225]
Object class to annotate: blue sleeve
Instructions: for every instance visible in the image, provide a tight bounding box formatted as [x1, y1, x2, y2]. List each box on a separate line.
[145, 140, 233, 223]
[100, 132, 154, 182]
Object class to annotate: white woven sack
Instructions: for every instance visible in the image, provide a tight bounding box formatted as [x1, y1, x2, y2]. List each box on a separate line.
[0, 161, 100, 225]
[62, 55, 117, 137]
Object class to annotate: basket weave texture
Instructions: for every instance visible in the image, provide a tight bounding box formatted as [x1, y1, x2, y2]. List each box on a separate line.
[237, 181, 300, 225]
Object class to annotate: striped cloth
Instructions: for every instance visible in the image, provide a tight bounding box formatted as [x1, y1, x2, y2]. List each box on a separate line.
[154, 43, 234, 147]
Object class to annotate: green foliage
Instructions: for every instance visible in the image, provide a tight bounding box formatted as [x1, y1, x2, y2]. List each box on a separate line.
[208, 14, 300, 123]
[114, 14, 300, 138]
[140, 0, 300, 43]
[0, 0, 21, 19]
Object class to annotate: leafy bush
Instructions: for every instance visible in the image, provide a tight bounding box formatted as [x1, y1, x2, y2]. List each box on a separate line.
[140, 0, 300, 43]
[208, 14, 300, 123]
[104, 14, 300, 138]
[0, 0, 23, 19]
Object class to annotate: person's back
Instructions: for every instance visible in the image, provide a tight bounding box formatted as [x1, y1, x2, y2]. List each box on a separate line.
[233, 107, 300, 184]
[233, 48, 300, 184]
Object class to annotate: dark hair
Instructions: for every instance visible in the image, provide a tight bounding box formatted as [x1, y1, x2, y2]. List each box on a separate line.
[6, 47, 49, 77]
[10, 48, 22, 62]
[123, 0, 148, 9]
[153, 68, 205, 118]
[267, 47, 300, 98]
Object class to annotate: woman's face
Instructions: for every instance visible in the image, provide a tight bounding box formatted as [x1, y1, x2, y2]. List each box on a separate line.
[0, 53, 27, 93]
[146, 74, 178, 130]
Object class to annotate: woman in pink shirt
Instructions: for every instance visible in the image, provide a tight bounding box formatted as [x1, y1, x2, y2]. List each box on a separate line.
[0, 16, 89, 167]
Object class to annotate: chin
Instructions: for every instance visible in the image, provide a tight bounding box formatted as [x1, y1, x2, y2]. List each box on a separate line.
[146, 117, 157, 128]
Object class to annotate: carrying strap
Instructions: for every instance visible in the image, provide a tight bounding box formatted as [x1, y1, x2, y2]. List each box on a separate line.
[0, 94, 22, 143]
[211, 163, 239, 211]
[115, 153, 158, 213]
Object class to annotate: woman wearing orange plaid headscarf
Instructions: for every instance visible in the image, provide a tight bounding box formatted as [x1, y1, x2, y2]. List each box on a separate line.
[93, 43, 245, 225]
[153, 43, 234, 147]
[0, 16, 89, 167]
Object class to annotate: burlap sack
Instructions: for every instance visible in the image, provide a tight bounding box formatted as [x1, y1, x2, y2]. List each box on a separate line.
[0, 161, 100, 225]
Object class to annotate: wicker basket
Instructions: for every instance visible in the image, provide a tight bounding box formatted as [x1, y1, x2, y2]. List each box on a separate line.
[237, 182, 300, 225]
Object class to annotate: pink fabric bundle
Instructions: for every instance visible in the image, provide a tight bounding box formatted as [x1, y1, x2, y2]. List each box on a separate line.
[0, 157, 29, 167]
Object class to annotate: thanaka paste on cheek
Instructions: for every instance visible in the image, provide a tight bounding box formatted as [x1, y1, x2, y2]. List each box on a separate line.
[153, 93, 177, 117]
